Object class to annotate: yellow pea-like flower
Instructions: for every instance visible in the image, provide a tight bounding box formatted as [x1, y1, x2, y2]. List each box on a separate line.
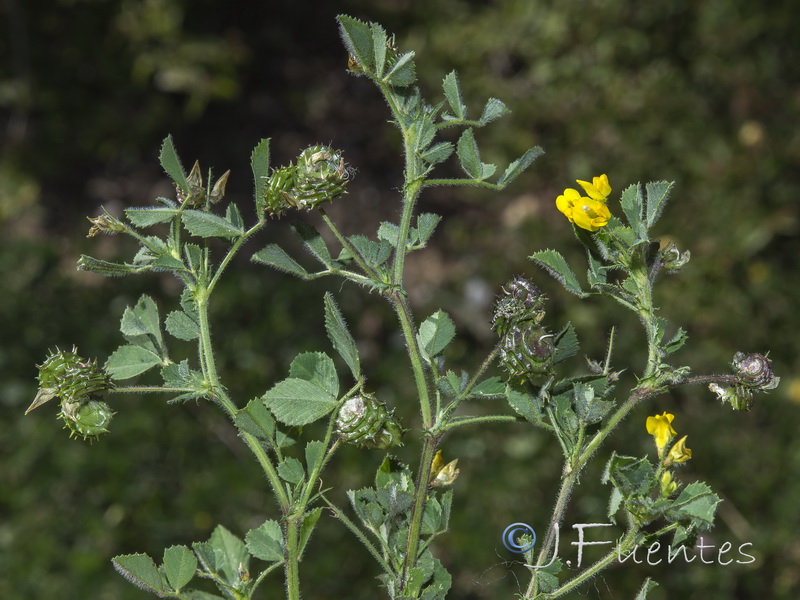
[429, 450, 460, 487]
[645, 411, 677, 457]
[555, 174, 612, 232]
[576, 174, 612, 201]
[665, 435, 692, 465]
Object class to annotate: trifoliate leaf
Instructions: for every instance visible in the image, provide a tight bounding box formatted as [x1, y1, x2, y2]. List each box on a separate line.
[553, 322, 579, 364]
[250, 138, 271, 217]
[377, 221, 402, 247]
[324, 293, 361, 380]
[456, 129, 481, 179]
[262, 379, 337, 426]
[125, 207, 179, 228]
[235, 398, 276, 440]
[112, 553, 166, 594]
[442, 71, 466, 120]
[505, 383, 544, 423]
[337, 15, 375, 71]
[120, 295, 162, 343]
[291, 223, 337, 269]
[278, 457, 305, 484]
[181, 210, 243, 238]
[479, 97, 510, 125]
[245, 520, 284, 562]
[208, 526, 248, 586]
[420, 142, 454, 165]
[497, 146, 544, 188]
[163, 545, 197, 592]
[620, 184, 645, 237]
[602, 453, 654, 497]
[383, 51, 416, 86]
[289, 352, 339, 397]
[645, 180, 675, 229]
[666, 481, 721, 529]
[348, 235, 391, 268]
[299, 507, 323, 556]
[106, 345, 162, 380]
[159, 135, 189, 192]
[160, 361, 207, 403]
[165, 310, 200, 341]
[530, 249, 586, 296]
[416, 213, 441, 245]
[417, 310, 456, 359]
[469, 376, 505, 398]
[305, 440, 325, 475]
[77, 255, 139, 277]
[371, 23, 388, 76]
[634, 578, 659, 600]
[251, 244, 310, 279]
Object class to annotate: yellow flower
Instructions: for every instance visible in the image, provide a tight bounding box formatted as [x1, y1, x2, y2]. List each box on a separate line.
[576, 174, 612, 201]
[555, 188, 612, 232]
[429, 450, 460, 487]
[665, 435, 692, 465]
[646, 411, 676, 457]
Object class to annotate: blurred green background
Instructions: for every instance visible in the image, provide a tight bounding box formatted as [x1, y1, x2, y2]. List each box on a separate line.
[2, 1, 799, 598]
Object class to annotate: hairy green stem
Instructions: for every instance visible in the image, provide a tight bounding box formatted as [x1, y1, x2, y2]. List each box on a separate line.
[440, 414, 518, 432]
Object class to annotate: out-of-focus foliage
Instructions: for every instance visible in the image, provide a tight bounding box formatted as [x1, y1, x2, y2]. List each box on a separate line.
[2, 0, 798, 598]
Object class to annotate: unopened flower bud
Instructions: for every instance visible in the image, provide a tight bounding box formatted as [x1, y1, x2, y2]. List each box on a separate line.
[660, 471, 679, 497]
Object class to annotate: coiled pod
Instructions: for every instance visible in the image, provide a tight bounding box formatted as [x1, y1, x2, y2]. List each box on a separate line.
[492, 277, 553, 381]
[60, 399, 114, 440]
[498, 325, 555, 381]
[27, 347, 113, 440]
[491, 277, 547, 338]
[336, 393, 403, 449]
[30, 347, 84, 411]
[732, 352, 778, 390]
[263, 146, 352, 217]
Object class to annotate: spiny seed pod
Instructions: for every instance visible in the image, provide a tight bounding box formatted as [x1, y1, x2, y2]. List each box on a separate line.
[27, 347, 113, 440]
[498, 325, 555, 381]
[59, 359, 111, 402]
[60, 399, 114, 441]
[492, 277, 553, 381]
[293, 145, 351, 209]
[263, 146, 352, 217]
[336, 394, 403, 449]
[732, 352, 778, 390]
[264, 165, 297, 217]
[492, 277, 547, 337]
[27, 347, 85, 413]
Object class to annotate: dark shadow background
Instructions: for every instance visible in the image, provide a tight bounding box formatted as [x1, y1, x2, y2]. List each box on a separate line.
[2, 1, 799, 598]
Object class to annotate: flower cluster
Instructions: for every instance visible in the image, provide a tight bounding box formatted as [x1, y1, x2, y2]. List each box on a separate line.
[555, 174, 612, 232]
